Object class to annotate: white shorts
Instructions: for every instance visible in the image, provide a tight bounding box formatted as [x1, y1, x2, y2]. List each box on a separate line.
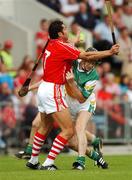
[37, 81, 68, 114]
[66, 93, 96, 119]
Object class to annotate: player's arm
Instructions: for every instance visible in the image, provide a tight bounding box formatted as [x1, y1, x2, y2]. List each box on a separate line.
[79, 44, 119, 61]
[66, 69, 86, 103]
[28, 80, 43, 92]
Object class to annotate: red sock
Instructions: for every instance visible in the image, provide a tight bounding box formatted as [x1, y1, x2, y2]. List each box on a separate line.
[43, 135, 68, 166]
[32, 132, 46, 157]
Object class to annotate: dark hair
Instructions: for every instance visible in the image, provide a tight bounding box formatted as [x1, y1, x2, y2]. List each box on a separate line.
[86, 47, 101, 65]
[86, 47, 97, 52]
[114, 5, 122, 12]
[119, 26, 127, 32]
[71, 20, 78, 26]
[120, 74, 129, 85]
[40, 19, 47, 24]
[48, 20, 64, 39]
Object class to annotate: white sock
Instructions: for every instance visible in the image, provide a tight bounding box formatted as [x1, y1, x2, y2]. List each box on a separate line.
[42, 158, 54, 167]
[28, 156, 38, 165]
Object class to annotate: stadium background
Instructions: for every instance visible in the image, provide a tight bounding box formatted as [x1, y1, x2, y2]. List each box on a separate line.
[0, 0, 132, 157]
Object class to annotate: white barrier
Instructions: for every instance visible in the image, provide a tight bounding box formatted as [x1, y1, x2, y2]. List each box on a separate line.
[0, 16, 34, 67]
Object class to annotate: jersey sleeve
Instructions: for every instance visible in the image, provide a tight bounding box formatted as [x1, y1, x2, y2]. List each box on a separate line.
[82, 81, 97, 98]
[57, 41, 80, 61]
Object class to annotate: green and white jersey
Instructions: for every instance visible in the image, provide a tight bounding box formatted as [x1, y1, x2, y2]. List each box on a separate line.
[73, 60, 99, 99]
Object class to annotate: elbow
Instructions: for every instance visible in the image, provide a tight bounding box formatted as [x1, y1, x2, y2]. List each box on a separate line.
[78, 97, 86, 103]
[76, 93, 86, 103]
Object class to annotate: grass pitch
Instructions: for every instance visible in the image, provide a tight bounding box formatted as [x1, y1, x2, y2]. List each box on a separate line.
[0, 154, 132, 180]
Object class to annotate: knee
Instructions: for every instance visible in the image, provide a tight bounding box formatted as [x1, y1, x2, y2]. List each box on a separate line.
[68, 127, 75, 138]
[75, 124, 81, 132]
[75, 125, 84, 135]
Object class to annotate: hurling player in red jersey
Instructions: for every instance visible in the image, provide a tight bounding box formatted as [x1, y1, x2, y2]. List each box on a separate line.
[26, 20, 119, 170]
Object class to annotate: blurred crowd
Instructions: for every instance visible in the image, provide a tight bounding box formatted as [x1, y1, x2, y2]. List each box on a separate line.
[0, 0, 132, 151]
[37, 0, 132, 138]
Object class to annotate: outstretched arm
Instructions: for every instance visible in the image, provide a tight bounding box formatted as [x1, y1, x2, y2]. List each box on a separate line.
[79, 44, 119, 61]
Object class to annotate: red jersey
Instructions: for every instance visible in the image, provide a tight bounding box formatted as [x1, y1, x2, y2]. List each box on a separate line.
[42, 39, 80, 84]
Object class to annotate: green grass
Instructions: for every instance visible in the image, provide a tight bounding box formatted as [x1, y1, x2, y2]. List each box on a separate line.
[0, 154, 132, 180]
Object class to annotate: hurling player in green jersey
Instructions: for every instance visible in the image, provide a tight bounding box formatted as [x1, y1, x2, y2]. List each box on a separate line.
[66, 47, 108, 170]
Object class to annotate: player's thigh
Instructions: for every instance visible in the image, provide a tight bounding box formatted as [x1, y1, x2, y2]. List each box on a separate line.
[75, 111, 92, 132]
[51, 108, 74, 131]
[66, 94, 79, 118]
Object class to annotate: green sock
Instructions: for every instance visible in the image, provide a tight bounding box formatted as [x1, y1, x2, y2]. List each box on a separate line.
[25, 144, 32, 154]
[76, 156, 85, 166]
[91, 137, 99, 146]
[88, 150, 100, 161]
